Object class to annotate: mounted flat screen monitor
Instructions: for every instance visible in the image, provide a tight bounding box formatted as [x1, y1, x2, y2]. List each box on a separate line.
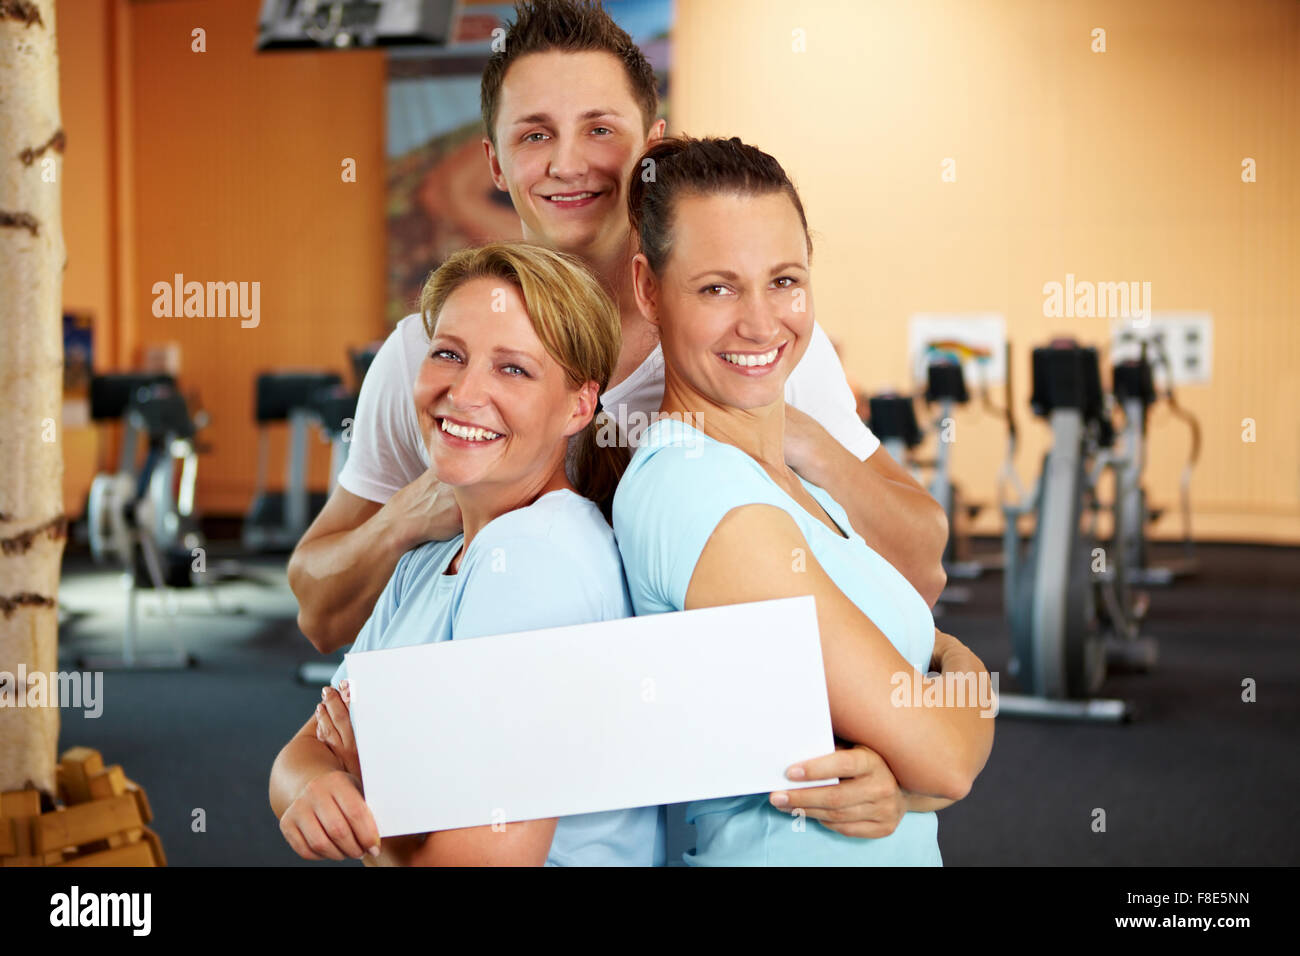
[256, 0, 456, 50]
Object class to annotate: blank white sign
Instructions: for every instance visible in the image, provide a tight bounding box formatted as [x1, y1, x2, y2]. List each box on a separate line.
[345, 595, 835, 837]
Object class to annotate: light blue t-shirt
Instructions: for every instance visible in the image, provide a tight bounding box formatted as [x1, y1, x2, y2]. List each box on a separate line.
[333, 489, 667, 867]
[613, 419, 942, 867]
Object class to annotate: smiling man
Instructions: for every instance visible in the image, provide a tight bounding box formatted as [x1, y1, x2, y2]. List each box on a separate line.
[286, 0, 951, 852]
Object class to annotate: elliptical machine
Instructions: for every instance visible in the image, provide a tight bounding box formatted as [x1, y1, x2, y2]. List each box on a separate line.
[1113, 343, 1201, 586]
[922, 357, 1008, 579]
[85, 376, 209, 668]
[998, 340, 1155, 721]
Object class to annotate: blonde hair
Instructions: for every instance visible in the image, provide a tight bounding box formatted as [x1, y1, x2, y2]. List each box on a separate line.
[418, 241, 627, 514]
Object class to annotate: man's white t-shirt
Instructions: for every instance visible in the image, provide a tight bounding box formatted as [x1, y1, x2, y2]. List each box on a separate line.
[338, 312, 880, 504]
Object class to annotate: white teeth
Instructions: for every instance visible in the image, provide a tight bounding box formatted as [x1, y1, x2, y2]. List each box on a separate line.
[722, 347, 780, 368]
[548, 192, 595, 202]
[440, 419, 501, 441]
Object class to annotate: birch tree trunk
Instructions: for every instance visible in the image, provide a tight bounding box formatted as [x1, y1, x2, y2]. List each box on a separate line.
[0, 0, 66, 796]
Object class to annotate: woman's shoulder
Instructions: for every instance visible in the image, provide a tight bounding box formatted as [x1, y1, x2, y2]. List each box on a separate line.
[620, 417, 764, 492]
[480, 488, 609, 539]
[468, 491, 621, 571]
[398, 536, 463, 582]
[613, 418, 805, 565]
[455, 491, 630, 626]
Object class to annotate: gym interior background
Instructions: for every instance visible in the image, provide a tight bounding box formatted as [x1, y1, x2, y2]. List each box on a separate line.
[6, 0, 1298, 866]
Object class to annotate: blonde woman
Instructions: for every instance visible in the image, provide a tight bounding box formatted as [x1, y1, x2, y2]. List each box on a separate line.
[269, 242, 661, 865]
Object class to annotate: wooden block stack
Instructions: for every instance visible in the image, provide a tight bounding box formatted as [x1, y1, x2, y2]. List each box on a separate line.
[0, 747, 166, 867]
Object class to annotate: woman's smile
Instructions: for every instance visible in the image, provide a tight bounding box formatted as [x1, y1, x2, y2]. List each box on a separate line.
[436, 415, 506, 446]
[716, 341, 788, 376]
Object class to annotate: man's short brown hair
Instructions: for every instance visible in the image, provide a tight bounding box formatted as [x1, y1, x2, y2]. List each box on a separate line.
[480, 0, 660, 145]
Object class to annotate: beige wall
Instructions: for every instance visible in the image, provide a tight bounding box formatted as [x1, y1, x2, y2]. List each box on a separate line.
[672, 0, 1299, 542]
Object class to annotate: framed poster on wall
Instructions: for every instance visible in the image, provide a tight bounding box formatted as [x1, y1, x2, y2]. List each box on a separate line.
[385, 0, 673, 326]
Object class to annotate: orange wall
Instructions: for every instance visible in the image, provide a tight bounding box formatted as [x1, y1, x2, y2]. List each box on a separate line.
[57, 0, 113, 363]
[56, 0, 112, 514]
[59, 0, 387, 514]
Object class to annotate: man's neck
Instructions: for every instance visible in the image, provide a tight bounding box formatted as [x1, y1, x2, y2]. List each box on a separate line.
[527, 224, 658, 389]
[577, 232, 653, 348]
[583, 231, 637, 316]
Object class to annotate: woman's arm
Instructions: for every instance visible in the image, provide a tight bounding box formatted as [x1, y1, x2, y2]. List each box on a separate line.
[686, 504, 994, 801]
[404, 819, 559, 867]
[777, 630, 989, 827]
[363, 825, 558, 867]
[893, 629, 994, 812]
[311, 684, 558, 867]
[903, 793, 957, 812]
[269, 715, 382, 860]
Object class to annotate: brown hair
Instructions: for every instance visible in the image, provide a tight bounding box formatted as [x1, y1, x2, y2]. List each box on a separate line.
[480, 0, 660, 146]
[627, 136, 813, 274]
[419, 241, 628, 515]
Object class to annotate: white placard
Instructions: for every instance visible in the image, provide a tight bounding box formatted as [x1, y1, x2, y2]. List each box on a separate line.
[346, 596, 835, 837]
[908, 313, 1007, 387]
[1111, 312, 1213, 385]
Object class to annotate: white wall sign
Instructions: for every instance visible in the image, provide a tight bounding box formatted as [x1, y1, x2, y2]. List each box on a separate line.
[908, 313, 1008, 390]
[1110, 312, 1213, 385]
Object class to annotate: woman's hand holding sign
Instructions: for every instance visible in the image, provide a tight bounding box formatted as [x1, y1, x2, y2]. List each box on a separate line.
[316, 682, 360, 778]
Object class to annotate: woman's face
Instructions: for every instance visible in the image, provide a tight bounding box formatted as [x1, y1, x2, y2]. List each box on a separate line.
[642, 191, 813, 412]
[415, 277, 596, 492]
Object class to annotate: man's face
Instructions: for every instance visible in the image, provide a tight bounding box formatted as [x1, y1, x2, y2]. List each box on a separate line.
[485, 50, 662, 261]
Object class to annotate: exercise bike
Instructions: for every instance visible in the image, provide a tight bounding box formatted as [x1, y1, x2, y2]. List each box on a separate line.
[997, 340, 1156, 722]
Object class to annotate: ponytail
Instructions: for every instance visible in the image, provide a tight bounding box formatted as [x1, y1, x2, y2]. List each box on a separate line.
[572, 409, 630, 522]
[628, 135, 813, 274]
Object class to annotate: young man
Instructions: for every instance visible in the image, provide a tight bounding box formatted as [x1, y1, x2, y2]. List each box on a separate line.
[288, 0, 949, 843]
